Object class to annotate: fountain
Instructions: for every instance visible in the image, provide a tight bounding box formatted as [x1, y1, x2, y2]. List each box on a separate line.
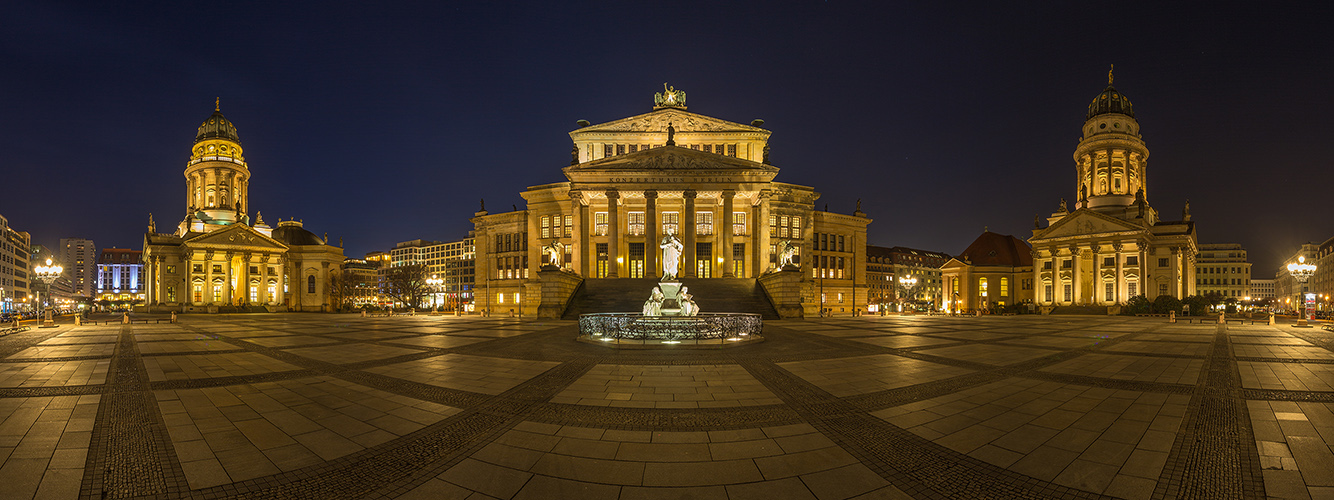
[577, 228, 764, 347]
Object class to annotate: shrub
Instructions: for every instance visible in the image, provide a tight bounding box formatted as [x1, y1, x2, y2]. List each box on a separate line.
[1152, 295, 1183, 315]
[1125, 295, 1151, 315]
[1181, 295, 1212, 316]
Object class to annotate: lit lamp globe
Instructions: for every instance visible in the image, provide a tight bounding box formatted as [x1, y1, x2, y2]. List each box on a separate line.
[33, 258, 63, 328]
[1286, 256, 1316, 327]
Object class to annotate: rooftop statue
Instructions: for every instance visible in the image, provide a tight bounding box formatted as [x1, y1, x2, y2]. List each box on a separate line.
[653, 83, 687, 109]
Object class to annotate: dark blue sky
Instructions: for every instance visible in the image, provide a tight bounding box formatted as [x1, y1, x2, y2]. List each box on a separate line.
[3, 2, 1330, 275]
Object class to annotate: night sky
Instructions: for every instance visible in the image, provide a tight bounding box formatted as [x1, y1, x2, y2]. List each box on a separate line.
[4, 2, 1331, 276]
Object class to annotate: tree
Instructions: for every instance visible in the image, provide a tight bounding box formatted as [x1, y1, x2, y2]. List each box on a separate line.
[1181, 295, 1211, 316]
[381, 264, 429, 310]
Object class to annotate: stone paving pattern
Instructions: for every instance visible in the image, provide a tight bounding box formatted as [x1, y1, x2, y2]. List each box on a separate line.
[0, 314, 1329, 498]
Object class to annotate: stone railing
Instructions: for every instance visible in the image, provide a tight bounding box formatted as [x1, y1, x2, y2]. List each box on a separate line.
[578, 312, 763, 346]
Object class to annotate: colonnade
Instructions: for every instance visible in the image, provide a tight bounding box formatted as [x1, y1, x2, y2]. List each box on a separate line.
[564, 188, 771, 280]
[153, 250, 283, 306]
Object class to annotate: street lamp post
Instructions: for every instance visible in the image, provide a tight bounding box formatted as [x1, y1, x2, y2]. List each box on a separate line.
[33, 258, 63, 328]
[897, 276, 918, 314]
[1287, 256, 1316, 327]
[425, 275, 443, 313]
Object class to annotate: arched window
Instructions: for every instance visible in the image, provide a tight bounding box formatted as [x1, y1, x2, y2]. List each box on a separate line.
[307, 275, 315, 294]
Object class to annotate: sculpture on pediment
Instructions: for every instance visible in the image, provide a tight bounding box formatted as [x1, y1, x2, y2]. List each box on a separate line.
[653, 83, 687, 109]
[1059, 198, 1068, 213]
[570, 145, 579, 165]
[660, 228, 683, 281]
[762, 143, 771, 164]
[1034, 214, 1041, 229]
[147, 213, 156, 233]
[1182, 199, 1191, 221]
[666, 122, 676, 146]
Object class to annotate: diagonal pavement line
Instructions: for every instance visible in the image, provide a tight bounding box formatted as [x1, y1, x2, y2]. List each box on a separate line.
[79, 323, 190, 499]
[1150, 323, 1264, 499]
[740, 359, 1112, 500]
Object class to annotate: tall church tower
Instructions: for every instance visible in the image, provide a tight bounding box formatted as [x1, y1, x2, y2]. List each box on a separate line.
[182, 99, 250, 233]
[1073, 67, 1153, 222]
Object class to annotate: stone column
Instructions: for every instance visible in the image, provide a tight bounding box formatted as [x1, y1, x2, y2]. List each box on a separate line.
[1091, 244, 1102, 303]
[1069, 246, 1082, 304]
[1113, 242, 1124, 303]
[1140, 245, 1150, 298]
[260, 254, 270, 304]
[682, 189, 697, 278]
[755, 191, 770, 274]
[1170, 246, 1181, 298]
[645, 190, 658, 278]
[577, 198, 590, 277]
[722, 189, 736, 277]
[606, 189, 620, 278]
[224, 251, 235, 304]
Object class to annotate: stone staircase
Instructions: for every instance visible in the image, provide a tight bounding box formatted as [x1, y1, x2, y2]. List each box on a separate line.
[562, 278, 780, 319]
[1048, 305, 1112, 315]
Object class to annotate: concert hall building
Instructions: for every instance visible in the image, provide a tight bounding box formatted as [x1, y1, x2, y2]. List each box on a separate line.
[470, 87, 871, 317]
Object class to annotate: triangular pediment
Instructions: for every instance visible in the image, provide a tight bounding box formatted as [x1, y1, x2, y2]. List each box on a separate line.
[1031, 209, 1146, 242]
[184, 224, 289, 252]
[575, 108, 766, 134]
[564, 145, 779, 176]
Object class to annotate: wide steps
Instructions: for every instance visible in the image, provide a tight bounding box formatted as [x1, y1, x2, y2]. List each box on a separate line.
[562, 278, 779, 320]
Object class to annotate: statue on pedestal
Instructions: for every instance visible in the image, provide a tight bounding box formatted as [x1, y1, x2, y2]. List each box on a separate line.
[679, 286, 698, 316]
[642, 287, 664, 316]
[777, 240, 798, 269]
[660, 228, 683, 281]
[543, 241, 564, 269]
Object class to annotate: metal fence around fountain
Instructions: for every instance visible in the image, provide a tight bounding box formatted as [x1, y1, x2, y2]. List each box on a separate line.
[578, 312, 764, 346]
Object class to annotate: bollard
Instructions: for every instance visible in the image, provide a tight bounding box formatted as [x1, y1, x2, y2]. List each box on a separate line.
[361, 310, 367, 318]
[75, 315, 81, 326]
[122, 312, 130, 324]
[171, 311, 178, 324]
[1268, 311, 1275, 326]
[1218, 311, 1225, 325]
[1169, 311, 1176, 323]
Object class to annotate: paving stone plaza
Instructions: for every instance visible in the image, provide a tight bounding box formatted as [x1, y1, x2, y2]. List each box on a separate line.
[1, 315, 1332, 499]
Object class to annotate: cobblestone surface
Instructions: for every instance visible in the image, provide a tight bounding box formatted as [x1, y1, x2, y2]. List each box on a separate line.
[0, 315, 1322, 498]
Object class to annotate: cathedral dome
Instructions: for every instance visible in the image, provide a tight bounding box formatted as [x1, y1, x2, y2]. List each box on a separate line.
[271, 220, 324, 246]
[195, 109, 241, 145]
[1086, 86, 1134, 121]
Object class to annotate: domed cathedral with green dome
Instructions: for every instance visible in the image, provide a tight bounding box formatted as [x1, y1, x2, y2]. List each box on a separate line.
[1025, 67, 1198, 311]
[141, 100, 345, 313]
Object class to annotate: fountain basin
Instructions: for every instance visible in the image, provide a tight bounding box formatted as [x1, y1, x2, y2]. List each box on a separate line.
[577, 313, 764, 348]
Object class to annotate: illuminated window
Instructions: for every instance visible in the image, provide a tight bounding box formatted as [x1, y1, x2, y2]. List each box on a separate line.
[497, 293, 504, 304]
[769, 214, 777, 237]
[732, 212, 746, 235]
[193, 284, 202, 302]
[249, 283, 258, 303]
[564, 215, 573, 237]
[166, 265, 175, 274]
[696, 211, 713, 235]
[540, 216, 551, 239]
[213, 283, 222, 301]
[662, 211, 679, 235]
[267, 281, 276, 301]
[628, 211, 644, 235]
[979, 278, 988, 298]
[167, 287, 176, 302]
[1000, 277, 1008, 296]
[594, 212, 608, 236]
[779, 216, 789, 238]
